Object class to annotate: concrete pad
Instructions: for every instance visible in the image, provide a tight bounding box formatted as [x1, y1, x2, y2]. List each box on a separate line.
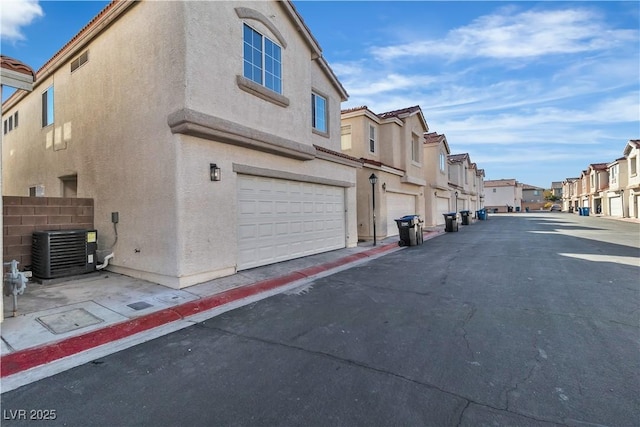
[1, 301, 128, 351]
[37, 308, 104, 334]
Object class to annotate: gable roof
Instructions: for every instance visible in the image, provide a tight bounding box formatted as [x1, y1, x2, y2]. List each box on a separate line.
[424, 132, 450, 154]
[0, 55, 35, 91]
[623, 139, 640, 156]
[448, 153, 470, 163]
[588, 163, 609, 172]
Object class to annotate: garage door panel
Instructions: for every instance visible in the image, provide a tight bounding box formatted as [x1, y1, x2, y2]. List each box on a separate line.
[436, 197, 449, 225]
[385, 193, 416, 237]
[237, 175, 345, 270]
[609, 196, 622, 217]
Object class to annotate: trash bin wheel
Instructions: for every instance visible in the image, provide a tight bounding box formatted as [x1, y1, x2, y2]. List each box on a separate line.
[398, 239, 405, 247]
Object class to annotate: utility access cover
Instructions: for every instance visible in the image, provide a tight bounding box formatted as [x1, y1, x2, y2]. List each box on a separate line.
[37, 308, 104, 334]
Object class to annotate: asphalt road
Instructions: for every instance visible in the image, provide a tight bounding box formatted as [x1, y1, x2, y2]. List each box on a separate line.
[2, 213, 639, 426]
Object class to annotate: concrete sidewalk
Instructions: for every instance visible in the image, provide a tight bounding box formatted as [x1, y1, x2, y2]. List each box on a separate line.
[1, 228, 444, 392]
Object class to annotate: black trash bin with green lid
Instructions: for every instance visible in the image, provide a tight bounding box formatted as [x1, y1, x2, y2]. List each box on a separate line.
[459, 210, 470, 225]
[443, 213, 458, 232]
[395, 215, 424, 246]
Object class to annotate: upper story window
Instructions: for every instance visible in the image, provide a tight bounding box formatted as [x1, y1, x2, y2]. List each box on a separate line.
[464, 166, 468, 184]
[42, 86, 54, 127]
[71, 51, 89, 72]
[610, 165, 618, 184]
[439, 152, 446, 172]
[411, 134, 420, 163]
[311, 92, 327, 133]
[341, 125, 352, 150]
[243, 24, 282, 94]
[369, 125, 376, 153]
[630, 156, 638, 176]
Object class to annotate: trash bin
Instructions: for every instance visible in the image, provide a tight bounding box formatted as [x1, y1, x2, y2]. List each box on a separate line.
[395, 215, 424, 246]
[525, 207, 530, 213]
[443, 213, 458, 232]
[569, 206, 574, 213]
[583, 207, 590, 216]
[460, 210, 470, 225]
[476, 209, 486, 220]
[578, 207, 583, 216]
[516, 207, 521, 212]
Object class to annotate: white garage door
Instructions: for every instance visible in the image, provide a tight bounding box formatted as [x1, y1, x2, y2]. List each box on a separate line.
[436, 197, 450, 225]
[237, 175, 345, 270]
[385, 193, 416, 237]
[609, 196, 622, 217]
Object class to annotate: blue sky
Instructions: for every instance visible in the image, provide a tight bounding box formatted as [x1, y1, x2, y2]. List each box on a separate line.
[2, 1, 638, 188]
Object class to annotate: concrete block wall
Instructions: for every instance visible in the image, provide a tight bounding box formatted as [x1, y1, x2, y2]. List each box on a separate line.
[3, 196, 94, 268]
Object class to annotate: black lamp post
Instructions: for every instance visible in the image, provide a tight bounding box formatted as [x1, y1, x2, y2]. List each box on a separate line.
[369, 173, 378, 246]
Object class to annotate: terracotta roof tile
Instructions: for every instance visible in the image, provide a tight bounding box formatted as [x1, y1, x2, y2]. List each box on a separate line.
[313, 144, 362, 163]
[378, 105, 421, 119]
[424, 132, 445, 144]
[0, 55, 35, 78]
[448, 153, 469, 162]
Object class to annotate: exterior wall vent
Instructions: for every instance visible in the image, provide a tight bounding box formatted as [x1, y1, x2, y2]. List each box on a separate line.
[31, 230, 97, 279]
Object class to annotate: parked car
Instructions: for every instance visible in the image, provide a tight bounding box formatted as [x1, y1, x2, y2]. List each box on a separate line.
[550, 204, 561, 212]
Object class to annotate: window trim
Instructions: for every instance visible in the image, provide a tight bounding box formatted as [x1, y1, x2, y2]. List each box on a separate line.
[340, 124, 352, 151]
[411, 133, 421, 165]
[242, 23, 282, 95]
[369, 125, 376, 153]
[311, 91, 328, 136]
[42, 85, 54, 128]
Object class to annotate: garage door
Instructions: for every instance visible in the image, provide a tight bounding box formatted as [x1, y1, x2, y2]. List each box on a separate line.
[385, 193, 416, 236]
[237, 175, 345, 270]
[436, 197, 450, 225]
[609, 196, 622, 217]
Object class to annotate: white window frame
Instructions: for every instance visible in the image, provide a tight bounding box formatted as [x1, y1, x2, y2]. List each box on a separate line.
[411, 134, 421, 164]
[369, 125, 376, 153]
[311, 92, 328, 134]
[243, 23, 282, 95]
[439, 152, 446, 172]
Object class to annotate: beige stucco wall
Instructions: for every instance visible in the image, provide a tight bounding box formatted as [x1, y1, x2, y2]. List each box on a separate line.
[2, 1, 357, 289]
[3, 2, 186, 281]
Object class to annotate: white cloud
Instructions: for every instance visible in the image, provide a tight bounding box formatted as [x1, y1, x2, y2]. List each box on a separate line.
[372, 7, 638, 61]
[1, 0, 43, 42]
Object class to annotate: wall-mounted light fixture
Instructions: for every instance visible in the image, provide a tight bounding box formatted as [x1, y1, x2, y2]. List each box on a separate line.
[210, 163, 221, 181]
[382, 182, 386, 191]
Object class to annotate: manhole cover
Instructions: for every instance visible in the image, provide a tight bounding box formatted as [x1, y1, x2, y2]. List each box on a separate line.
[127, 301, 154, 311]
[37, 308, 104, 335]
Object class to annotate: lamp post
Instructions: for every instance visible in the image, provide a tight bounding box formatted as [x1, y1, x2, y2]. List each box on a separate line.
[369, 173, 378, 246]
[455, 191, 459, 214]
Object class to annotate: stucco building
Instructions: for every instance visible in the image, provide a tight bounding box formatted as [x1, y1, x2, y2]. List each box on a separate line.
[484, 179, 522, 212]
[1, 1, 360, 289]
[340, 106, 428, 240]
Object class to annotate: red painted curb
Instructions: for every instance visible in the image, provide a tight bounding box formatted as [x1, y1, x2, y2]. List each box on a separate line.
[0, 243, 403, 377]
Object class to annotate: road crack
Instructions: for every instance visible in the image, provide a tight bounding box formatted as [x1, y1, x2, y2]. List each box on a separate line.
[199, 323, 561, 425]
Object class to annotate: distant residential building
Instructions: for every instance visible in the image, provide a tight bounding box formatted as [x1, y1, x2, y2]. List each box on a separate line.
[521, 184, 545, 211]
[550, 181, 562, 199]
[484, 179, 522, 212]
